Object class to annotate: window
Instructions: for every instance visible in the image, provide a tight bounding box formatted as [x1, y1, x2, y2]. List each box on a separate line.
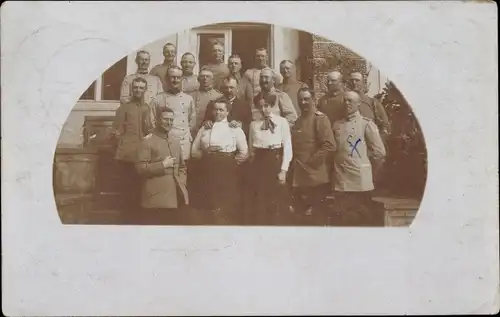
[79, 57, 128, 101]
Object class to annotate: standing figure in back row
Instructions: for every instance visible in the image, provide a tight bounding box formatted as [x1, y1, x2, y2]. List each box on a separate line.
[252, 68, 297, 126]
[150, 66, 196, 161]
[241, 48, 283, 107]
[150, 42, 177, 92]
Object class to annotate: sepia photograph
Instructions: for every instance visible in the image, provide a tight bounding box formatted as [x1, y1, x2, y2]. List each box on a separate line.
[53, 22, 427, 227]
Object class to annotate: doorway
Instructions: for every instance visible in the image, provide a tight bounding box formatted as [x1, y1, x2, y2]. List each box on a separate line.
[231, 27, 271, 74]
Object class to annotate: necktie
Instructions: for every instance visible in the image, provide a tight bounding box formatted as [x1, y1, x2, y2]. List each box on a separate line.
[261, 116, 276, 134]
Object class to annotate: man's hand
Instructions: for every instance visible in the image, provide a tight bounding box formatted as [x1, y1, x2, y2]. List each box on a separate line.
[277, 170, 287, 185]
[162, 156, 176, 168]
[229, 120, 242, 129]
[203, 121, 214, 129]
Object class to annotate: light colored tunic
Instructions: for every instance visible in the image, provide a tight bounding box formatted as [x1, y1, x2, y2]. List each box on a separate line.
[191, 118, 248, 160]
[119, 72, 163, 105]
[332, 111, 386, 192]
[149, 91, 196, 160]
[181, 74, 199, 94]
[248, 112, 293, 172]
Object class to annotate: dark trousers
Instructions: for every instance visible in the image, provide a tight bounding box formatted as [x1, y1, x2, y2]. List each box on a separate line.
[115, 160, 141, 224]
[187, 159, 206, 210]
[331, 191, 385, 226]
[292, 183, 331, 213]
[251, 148, 292, 225]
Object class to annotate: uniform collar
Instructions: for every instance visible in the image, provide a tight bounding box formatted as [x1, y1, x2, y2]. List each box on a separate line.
[328, 89, 344, 98]
[136, 69, 149, 75]
[346, 111, 361, 121]
[154, 128, 170, 139]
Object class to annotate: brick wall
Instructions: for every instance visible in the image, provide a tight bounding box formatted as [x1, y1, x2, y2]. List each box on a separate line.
[310, 35, 368, 102]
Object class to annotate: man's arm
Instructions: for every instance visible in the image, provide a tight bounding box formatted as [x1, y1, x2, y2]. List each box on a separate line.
[188, 96, 197, 134]
[248, 121, 256, 161]
[202, 100, 214, 124]
[112, 105, 125, 136]
[141, 105, 154, 136]
[136, 138, 167, 178]
[155, 76, 164, 95]
[281, 118, 293, 172]
[190, 127, 204, 159]
[365, 120, 387, 176]
[279, 92, 298, 126]
[234, 128, 249, 163]
[119, 76, 132, 104]
[306, 116, 336, 168]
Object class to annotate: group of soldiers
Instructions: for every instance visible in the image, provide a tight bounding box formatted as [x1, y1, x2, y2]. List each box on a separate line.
[111, 41, 391, 226]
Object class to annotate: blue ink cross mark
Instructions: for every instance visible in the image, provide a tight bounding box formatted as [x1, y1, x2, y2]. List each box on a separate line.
[347, 135, 362, 158]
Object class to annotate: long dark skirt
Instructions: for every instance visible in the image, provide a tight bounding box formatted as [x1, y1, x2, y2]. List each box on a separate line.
[251, 148, 292, 225]
[203, 152, 240, 225]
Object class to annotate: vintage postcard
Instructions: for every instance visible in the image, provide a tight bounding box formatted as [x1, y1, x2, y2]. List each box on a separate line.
[1, 1, 498, 315]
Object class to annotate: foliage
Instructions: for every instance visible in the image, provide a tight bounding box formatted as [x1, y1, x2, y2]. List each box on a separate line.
[374, 81, 428, 198]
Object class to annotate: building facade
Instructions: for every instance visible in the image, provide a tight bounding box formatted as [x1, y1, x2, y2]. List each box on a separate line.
[57, 23, 387, 148]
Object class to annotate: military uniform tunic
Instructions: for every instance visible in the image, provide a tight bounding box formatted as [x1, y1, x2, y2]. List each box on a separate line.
[276, 80, 308, 117]
[317, 90, 345, 126]
[112, 100, 152, 163]
[150, 91, 196, 160]
[181, 74, 199, 94]
[332, 111, 386, 192]
[290, 111, 335, 188]
[119, 72, 164, 106]
[189, 88, 223, 134]
[136, 130, 189, 209]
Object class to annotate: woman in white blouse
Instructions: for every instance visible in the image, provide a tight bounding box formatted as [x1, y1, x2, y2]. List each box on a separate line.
[191, 98, 249, 223]
[248, 93, 293, 225]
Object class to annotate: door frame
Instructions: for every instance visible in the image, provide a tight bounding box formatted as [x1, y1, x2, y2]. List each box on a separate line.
[190, 28, 232, 74]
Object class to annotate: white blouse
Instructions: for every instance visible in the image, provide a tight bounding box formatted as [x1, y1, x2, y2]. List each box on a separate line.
[191, 118, 249, 159]
[248, 113, 293, 172]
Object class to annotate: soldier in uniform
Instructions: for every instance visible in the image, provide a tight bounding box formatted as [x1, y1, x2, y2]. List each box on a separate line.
[136, 106, 189, 225]
[150, 42, 177, 91]
[277, 60, 309, 116]
[317, 71, 346, 126]
[241, 48, 283, 107]
[149, 66, 196, 161]
[331, 91, 386, 225]
[180, 52, 200, 94]
[202, 42, 230, 91]
[189, 68, 224, 135]
[227, 54, 246, 100]
[112, 77, 154, 224]
[290, 87, 336, 218]
[252, 68, 298, 127]
[119, 50, 163, 128]
[346, 71, 391, 142]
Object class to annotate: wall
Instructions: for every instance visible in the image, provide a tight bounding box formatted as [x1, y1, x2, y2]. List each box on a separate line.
[310, 35, 385, 100]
